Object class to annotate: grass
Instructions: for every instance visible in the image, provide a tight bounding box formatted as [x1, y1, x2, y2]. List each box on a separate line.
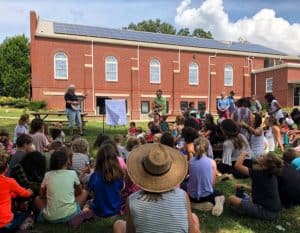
[1, 107, 300, 233]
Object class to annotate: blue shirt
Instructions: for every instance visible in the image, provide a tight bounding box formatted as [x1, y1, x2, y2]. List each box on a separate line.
[88, 172, 123, 217]
[292, 157, 300, 172]
[218, 98, 230, 110]
[187, 156, 214, 199]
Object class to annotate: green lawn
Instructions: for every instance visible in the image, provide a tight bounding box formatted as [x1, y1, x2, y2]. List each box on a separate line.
[1, 107, 300, 233]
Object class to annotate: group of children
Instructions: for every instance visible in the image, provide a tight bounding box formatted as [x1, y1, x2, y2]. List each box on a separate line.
[1, 96, 300, 232]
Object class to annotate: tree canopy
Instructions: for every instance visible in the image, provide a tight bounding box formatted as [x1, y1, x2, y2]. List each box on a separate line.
[125, 19, 213, 39]
[0, 35, 30, 97]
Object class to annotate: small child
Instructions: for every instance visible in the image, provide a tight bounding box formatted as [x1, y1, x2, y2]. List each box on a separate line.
[128, 122, 137, 136]
[50, 123, 66, 142]
[160, 115, 170, 132]
[35, 150, 88, 224]
[229, 152, 283, 221]
[114, 134, 128, 160]
[13, 114, 30, 144]
[279, 118, 289, 146]
[283, 148, 300, 171]
[0, 128, 15, 156]
[0, 151, 32, 231]
[30, 118, 50, 153]
[77, 143, 124, 222]
[71, 138, 90, 176]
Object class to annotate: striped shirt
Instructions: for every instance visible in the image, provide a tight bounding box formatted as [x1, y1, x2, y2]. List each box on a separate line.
[71, 153, 89, 174]
[129, 188, 189, 233]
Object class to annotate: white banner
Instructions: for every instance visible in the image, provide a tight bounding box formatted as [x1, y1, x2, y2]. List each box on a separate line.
[105, 99, 127, 126]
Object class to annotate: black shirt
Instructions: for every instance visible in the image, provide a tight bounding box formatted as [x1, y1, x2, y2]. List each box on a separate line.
[249, 168, 281, 211]
[277, 163, 300, 208]
[64, 93, 78, 109]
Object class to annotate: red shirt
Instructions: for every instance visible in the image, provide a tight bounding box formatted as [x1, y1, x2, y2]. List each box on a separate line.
[0, 174, 31, 227]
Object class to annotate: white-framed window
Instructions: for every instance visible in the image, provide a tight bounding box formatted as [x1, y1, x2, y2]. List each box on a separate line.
[224, 64, 233, 86]
[105, 56, 118, 82]
[150, 59, 161, 83]
[189, 62, 199, 85]
[54, 52, 68, 79]
[266, 77, 273, 93]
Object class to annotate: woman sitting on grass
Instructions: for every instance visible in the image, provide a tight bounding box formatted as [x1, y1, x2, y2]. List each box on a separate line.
[35, 150, 88, 224]
[218, 119, 252, 178]
[187, 137, 225, 216]
[113, 143, 200, 233]
[229, 152, 283, 221]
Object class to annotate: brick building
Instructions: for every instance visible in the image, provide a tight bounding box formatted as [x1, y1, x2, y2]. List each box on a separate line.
[30, 11, 300, 120]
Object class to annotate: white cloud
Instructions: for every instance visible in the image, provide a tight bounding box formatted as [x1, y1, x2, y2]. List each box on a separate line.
[175, 0, 300, 55]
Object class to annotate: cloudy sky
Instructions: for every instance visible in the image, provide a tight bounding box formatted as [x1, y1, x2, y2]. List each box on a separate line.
[1, 0, 300, 55]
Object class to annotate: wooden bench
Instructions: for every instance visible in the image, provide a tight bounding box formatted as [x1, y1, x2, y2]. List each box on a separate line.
[43, 119, 88, 126]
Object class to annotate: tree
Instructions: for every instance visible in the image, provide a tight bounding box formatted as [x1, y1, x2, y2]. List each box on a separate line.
[0, 35, 30, 97]
[125, 19, 176, 35]
[192, 28, 213, 39]
[177, 28, 190, 36]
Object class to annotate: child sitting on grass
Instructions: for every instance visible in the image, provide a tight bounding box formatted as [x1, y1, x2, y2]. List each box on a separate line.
[13, 113, 30, 144]
[71, 137, 90, 176]
[0, 150, 32, 232]
[229, 152, 283, 221]
[0, 128, 15, 156]
[128, 122, 137, 136]
[35, 150, 89, 224]
[72, 143, 124, 225]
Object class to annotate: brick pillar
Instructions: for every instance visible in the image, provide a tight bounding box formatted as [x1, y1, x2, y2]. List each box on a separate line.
[172, 71, 181, 115]
[130, 69, 140, 120]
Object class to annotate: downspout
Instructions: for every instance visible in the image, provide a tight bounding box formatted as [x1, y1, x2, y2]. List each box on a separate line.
[91, 40, 96, 115]
[208, 54, 216, 112]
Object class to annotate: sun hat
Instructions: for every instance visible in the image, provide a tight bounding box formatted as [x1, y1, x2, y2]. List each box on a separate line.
[127, 143, 187, 193]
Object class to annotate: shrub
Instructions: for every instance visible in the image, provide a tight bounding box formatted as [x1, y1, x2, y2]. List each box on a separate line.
[14, 98, 29, 108]
[0, 96, 18, 106]
[28, 100, 47, 111]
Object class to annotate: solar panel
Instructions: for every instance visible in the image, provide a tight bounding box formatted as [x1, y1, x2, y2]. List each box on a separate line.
[53, 22, 285, 55]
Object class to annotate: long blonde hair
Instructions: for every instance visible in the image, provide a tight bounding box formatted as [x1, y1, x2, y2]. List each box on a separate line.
[194, 136, 209, 159]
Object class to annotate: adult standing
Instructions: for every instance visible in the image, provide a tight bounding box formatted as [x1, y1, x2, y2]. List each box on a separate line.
[264, 93, 284, 121]
[64, 84, 83, 136]
[228, 91, 236, 116]
[217, 92, 230, 119]
[150, 89, 167, 117]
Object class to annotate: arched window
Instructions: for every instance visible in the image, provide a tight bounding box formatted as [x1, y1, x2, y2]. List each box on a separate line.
[54, 52, 68, 79]
[224, 64, 233, 86]
[105, 56, 118, 81]
[150, 59, 161, 83]
[189, 62, 199, 85]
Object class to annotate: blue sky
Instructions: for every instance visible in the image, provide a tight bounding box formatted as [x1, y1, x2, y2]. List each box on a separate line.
[0, 0, 299, 54]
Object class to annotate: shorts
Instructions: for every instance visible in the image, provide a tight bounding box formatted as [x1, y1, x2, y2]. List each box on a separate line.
[38, 203, 81, 223]
[238, 199, 280, 221]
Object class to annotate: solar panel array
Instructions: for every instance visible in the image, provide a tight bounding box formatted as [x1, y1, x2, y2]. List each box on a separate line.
[53, 22, 284, 55]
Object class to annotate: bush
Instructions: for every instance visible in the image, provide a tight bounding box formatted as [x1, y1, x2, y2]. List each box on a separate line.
[0, 96, 47, 110]
[14, 98, 29, 108]
[28, 100, 47, 111]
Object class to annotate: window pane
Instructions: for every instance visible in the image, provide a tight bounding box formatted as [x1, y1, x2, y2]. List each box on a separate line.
[150, 59, 160, 83]
[266, 78, 273, 93]
[189, 63, 198, 85]
[54, 53, 67, 79]
[141, 101, 150, 113]
[105, 56, 117, 81]
[224, 65, 233, 86]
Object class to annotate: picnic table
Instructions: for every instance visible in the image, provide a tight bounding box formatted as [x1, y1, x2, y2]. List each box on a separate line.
[31, 111, 88, 127]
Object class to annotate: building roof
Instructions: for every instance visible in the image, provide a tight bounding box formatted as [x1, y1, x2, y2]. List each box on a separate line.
[252, 63, 300, 74]
[52, 22, 284, 56]
[35, 18, 300, 59]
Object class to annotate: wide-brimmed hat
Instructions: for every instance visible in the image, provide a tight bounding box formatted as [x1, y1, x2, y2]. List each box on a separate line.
[127, 143, 187, 193]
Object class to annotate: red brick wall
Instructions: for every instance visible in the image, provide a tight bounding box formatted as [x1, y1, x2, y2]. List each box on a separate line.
[31, 13, 292, 119]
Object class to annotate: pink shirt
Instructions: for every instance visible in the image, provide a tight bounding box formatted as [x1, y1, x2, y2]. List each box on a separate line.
[117, 157, 127, 170]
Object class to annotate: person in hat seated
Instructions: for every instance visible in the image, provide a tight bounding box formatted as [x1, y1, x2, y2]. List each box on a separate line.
[113, 144, 201, 233]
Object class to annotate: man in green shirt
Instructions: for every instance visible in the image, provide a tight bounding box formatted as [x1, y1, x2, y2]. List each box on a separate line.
[151, 89, 167, 116]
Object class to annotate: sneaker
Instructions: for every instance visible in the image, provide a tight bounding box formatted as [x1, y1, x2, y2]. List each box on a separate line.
[191, 202, 214, 212]
[19, 217, 34, 230]
[69, 210, 93, 226]
[212, 195, 225, 216]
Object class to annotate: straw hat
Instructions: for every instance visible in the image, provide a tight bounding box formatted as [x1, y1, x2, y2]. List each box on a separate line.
[127, 143, 187, 193]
